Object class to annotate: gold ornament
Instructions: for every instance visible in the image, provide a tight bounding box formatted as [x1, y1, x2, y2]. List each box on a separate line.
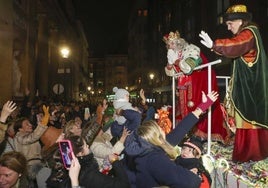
[187, 101, 194, 108]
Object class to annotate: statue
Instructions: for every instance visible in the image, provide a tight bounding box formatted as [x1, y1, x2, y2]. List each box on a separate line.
[13, 50, 22, 96]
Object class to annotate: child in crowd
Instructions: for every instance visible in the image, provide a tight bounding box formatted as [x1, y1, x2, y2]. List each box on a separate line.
[175, 136, 212, 188]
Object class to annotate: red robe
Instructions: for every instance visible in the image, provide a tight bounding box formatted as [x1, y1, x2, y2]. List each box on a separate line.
[174, 53, 230, 144]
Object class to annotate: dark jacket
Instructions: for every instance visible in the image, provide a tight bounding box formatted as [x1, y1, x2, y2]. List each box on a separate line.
[124, 112, 201, 188]
[111, 109, 142, 138]
[47, 153, 130, 188]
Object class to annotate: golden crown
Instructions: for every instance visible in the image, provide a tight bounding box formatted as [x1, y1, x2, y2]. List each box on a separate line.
[163, 31, 180, 43]
[226, 4, 247, 13]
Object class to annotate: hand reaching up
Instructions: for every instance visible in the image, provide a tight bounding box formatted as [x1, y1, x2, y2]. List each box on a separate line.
[40, 105, 50, 126]
[0, 101, 17, 123]
[139, 89, 146, 104]
[197, 91, 219, 112]
[119, 127, 131, 143]
[69, 152, 80, 187]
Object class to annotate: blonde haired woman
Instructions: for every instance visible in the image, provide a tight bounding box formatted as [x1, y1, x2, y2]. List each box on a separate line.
[124, 91, 218, 188]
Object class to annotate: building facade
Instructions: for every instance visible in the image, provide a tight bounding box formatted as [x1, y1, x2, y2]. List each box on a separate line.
[0, 0, 89, 105]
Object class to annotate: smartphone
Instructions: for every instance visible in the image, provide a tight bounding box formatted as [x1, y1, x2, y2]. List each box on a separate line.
[85, 107, 90, 114]
[58, 140, 73, 169]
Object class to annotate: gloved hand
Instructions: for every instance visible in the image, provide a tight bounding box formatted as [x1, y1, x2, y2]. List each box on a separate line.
[197, 91, 218, 112]
[199, 31, 213, 49]
[167, 49, 178, 65]
[41, 105, 50, 126]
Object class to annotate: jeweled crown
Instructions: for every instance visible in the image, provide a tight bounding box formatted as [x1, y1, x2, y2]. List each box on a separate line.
[163, 31, 180, 43]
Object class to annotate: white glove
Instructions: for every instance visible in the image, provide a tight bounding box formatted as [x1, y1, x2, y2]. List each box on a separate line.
[199, 30, 213, 49]
[167, 49, 178, 65]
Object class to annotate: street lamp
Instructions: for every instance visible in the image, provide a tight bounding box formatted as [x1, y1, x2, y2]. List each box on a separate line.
[60, 47, 70, 58]
[60, 46, 70, 101]
[149, 73, 155, 81]
[149, 73, 155, 103]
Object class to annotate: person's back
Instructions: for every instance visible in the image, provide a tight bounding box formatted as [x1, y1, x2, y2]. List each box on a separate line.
[134, 146, 201, 188]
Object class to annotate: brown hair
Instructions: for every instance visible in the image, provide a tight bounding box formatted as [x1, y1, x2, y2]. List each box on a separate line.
[67, 135, 85, 155]
[0, 151, 28, 175]
[13, 118, 27, 134]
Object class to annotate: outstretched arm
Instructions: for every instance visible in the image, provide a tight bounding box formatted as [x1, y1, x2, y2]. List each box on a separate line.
[167, 91, 219, 145]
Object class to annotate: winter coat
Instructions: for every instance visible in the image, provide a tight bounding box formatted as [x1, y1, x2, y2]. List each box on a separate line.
[124, 112, 201, 188]
[47, 153, 130, 188]
[14, 124, 48, 164]
[90, 130, 125, 168]
[111, 109, 141, 138]
[0, 122, 7, 144]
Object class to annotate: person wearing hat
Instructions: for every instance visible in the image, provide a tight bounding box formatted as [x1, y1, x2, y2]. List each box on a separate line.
[175, 136, 212, 188]
[110, 87, 141, 139]
[199, 4, 268, 162]
[163, 31, 230, 145]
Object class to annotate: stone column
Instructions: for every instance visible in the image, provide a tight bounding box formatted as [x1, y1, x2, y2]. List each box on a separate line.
[36, 14, 49, 97]
[0, 0, 13, 104]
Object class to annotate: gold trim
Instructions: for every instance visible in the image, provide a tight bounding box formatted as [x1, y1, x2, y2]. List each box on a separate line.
[227, 5, 247, 13]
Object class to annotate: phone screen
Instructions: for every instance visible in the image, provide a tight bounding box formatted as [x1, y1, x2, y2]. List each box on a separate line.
[59, 140, 73, 169]
[85, 107, 90, 114]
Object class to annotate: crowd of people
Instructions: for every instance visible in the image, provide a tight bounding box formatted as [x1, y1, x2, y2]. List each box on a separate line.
[0, 4, 267, 188]
[0, 85, 218, 188]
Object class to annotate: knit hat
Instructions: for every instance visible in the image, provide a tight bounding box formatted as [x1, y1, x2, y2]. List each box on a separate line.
[113, 87, 129, 101]
[223, 4, 252, 22]
[183, 136, 203, 157]
[113, 87, 131, 109]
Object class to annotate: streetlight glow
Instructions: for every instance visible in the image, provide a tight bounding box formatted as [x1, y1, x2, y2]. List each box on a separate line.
[149, 73, 155, 80]
[60, 47, 70, 58]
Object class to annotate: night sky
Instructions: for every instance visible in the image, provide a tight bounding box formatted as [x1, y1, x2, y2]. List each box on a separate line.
[73, 1, 130, 56]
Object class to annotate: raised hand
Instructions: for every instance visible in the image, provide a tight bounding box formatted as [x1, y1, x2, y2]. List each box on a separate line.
[119, 126, 131, 143]
[167, 49, 178, 65]
[139, 89, 146, 104]
[69, 152, 80, 186]
[0, 101, 17, 123]
[199, 30, 213, 49]
[40, 105, 50, 126]
[197, 91, 219, 112]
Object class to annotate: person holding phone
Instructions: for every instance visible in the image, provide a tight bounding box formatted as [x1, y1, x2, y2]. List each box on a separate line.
[59, 140, 73, 169]
[47, 135, 130, 188]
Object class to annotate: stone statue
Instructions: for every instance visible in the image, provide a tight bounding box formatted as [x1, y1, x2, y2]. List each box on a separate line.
[13, 50, 22, 96]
